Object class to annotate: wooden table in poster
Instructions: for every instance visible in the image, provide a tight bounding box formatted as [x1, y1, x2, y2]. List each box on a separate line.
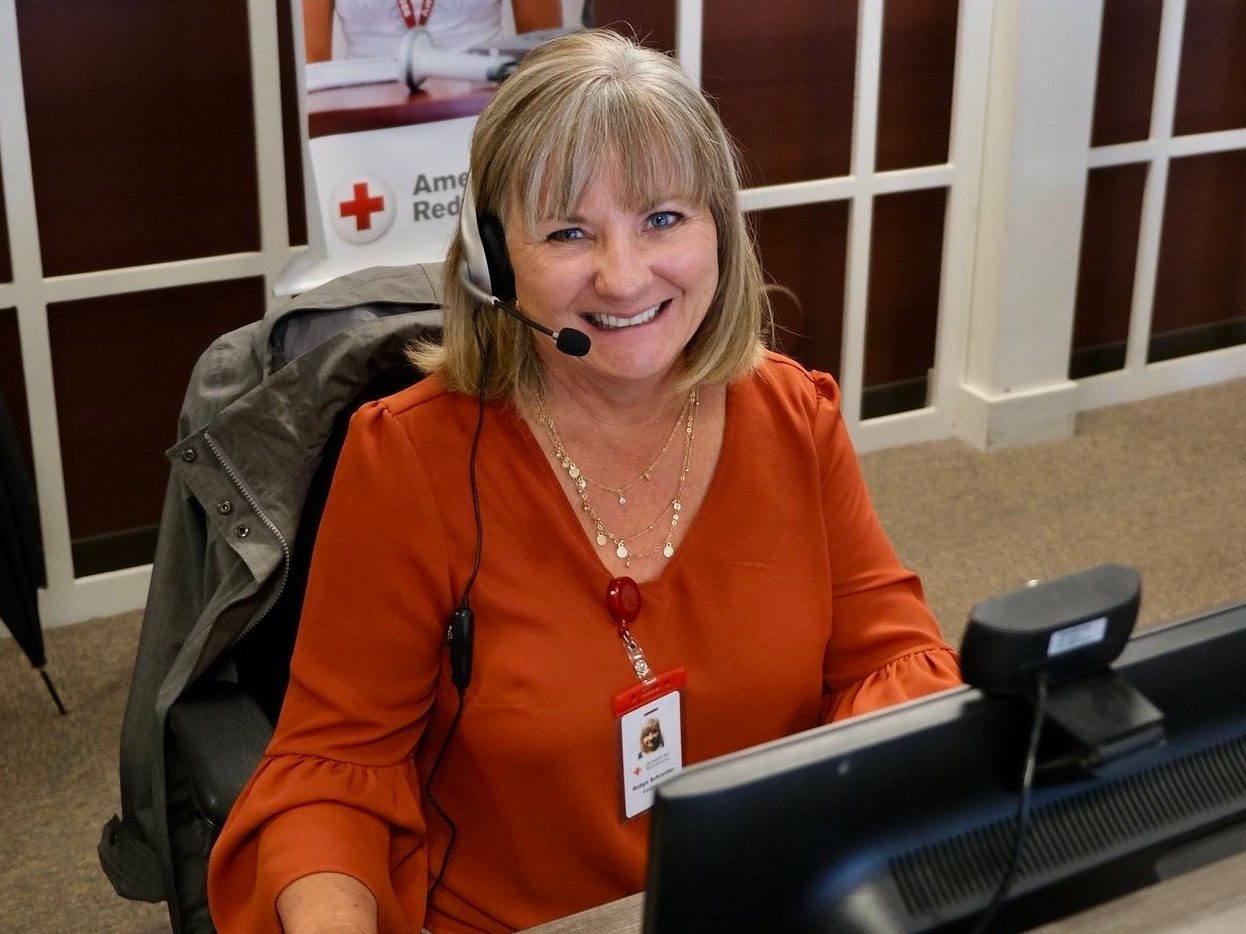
[307, 77, 495, 138]
[523, 848, 1246, 933]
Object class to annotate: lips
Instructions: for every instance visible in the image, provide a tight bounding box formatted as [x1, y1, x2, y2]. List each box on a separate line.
[583, 300, 669, 330]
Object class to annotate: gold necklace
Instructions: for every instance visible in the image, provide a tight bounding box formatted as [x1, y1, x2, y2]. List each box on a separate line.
[584, 393, 692, 505]
[542, 390, 694, 506]
[537, 389, 699, 566]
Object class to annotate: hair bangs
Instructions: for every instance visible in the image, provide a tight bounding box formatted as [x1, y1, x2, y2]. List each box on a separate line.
[512, 78, 717, 235]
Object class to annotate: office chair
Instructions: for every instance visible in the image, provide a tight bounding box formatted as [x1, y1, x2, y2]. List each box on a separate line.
[101, 263, 443, 934]
[167, 362, 423, 833]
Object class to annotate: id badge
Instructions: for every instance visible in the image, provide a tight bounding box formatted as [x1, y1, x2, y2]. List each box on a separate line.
[615, 668, 686, 819]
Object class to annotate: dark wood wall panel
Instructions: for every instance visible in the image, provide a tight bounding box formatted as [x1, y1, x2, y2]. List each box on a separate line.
[1174, 0, 1246, 135]
[750, 201, 850, 382]
[865, 187, 946, 398]
[1151, 149, 1246, 353]
[703, 1, 857, 186]
[0, 308, 34, 476]
[876, 0, 958, 171]
[278, 0, 308, 247]
[1091, 0, 1163, 146]
[1071, 163, 1148, 378]
[47, 279, 265, 559]
[589, 0, 676, 52]
[17, 0, 260, 276]
[0, 157, 11, 283]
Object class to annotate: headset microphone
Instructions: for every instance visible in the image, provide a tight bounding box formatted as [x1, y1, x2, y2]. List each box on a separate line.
[455, 264, 591, 357]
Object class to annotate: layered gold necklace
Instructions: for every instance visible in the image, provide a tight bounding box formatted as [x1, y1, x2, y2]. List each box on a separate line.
[536, 389, 699, 567]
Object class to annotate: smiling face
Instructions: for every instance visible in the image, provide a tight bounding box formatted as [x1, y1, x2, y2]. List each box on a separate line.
[505, 165, 720, 396]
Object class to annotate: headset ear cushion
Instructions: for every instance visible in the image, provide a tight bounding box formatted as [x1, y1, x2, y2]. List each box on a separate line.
[477, 214, 516, 303]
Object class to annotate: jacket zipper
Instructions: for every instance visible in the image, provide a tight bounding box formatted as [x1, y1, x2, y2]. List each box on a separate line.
[203, 430, 292, 648]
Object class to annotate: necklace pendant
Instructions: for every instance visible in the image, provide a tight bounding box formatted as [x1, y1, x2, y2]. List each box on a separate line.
[568, 465, 581, 479]
[616, 542, 628, 560]
[663, 543, 675, 559]
[618, 495, 627, 505]
[596, 532, 608, 546]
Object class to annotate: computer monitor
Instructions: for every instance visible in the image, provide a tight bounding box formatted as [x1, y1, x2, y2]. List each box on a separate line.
[643, 599, 1246, 932]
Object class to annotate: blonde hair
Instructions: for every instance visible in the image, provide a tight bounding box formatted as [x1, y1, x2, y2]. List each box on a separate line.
[409, 29, 771, 406]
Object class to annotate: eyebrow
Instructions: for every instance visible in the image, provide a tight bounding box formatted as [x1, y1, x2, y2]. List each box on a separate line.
[539, 196, 693, 225]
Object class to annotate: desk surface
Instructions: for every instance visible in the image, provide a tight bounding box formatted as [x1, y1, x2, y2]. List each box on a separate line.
[524, 848, 1246, 933]
[308, 78, 494, 138]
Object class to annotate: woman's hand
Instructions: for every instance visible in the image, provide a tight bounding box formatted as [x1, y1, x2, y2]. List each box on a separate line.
[276, 872, 378, 933]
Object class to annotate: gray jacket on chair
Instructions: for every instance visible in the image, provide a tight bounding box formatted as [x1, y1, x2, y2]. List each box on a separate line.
[98, 263, 443, 933]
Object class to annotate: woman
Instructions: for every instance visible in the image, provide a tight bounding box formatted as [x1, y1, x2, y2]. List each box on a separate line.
[208, 29, 960, 933]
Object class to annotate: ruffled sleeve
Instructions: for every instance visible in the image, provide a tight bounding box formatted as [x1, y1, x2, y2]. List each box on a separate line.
[806, 369, 963, 723]
[207, 399, 455, 933]
[824, 646, 961, 722]
[210, 757, 426, 933]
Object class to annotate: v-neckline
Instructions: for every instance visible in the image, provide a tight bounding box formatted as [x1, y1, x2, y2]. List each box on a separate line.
[511, 383, 737, 589]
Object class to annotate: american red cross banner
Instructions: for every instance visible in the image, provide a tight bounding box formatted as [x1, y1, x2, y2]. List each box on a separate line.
[277, 1, 585, 296]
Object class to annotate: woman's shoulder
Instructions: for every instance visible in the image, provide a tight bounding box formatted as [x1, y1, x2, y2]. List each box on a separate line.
[740, 351, 843, 415]
[346, 373, 488, 448]
[366, 372, 482, 421]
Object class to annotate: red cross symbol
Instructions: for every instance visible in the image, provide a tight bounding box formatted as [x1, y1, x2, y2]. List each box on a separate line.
[339, 182, 385, 231]
[633, 766, 642, 776]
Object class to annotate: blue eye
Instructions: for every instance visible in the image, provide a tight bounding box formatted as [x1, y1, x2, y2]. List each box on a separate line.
[648, 211, 683, 229]
[547, 227, 585, 242]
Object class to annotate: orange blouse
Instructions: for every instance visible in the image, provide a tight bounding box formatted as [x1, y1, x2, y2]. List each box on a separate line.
[207, 353, 960, 932]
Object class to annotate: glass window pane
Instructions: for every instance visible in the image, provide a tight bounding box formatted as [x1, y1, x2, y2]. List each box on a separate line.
[587, 1, 676, 52]
[876, 0, 958, 171]
[1091, 0, 1163, 146]
[278, 0, 308, 247]
[864, 187, 947, 417]
[1174, 0, 1246, 135]
[17, 0, 260, 275]
[750, 201, 851, 382]
[1150, 149, 1246, 362]
[703, 1, 857, 185]
[1071, 163, 1148, 378]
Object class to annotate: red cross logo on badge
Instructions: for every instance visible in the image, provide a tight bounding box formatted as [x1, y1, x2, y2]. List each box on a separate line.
[633, 765, 642, 776]
[329, 174, 396, 244]
[340, 182, 385, 231]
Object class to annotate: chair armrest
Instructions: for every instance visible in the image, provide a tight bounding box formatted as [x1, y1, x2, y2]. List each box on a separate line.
[167, 682, 274, 830]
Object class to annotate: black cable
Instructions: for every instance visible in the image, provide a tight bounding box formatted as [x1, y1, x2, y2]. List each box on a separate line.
[459, 306, 489, 605]
[424, 305, 490, 909]
[425, 686, 466, 905]
[969, 670, 1049, 934]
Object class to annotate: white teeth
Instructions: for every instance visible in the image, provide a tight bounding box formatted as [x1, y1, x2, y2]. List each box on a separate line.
[586, 303, 662, 330]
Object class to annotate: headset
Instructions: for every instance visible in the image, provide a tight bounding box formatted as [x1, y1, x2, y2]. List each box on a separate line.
[427, 182, 594, 901]
[457, 182, 592, 357]
[441, 182, 593, 695]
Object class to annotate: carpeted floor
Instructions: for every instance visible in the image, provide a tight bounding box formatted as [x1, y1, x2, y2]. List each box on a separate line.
[1, 377, 1243, 932]
[0, 608, 166, 933]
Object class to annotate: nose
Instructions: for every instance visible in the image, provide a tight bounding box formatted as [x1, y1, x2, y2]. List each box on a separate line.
[593, 235, 651, 302]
